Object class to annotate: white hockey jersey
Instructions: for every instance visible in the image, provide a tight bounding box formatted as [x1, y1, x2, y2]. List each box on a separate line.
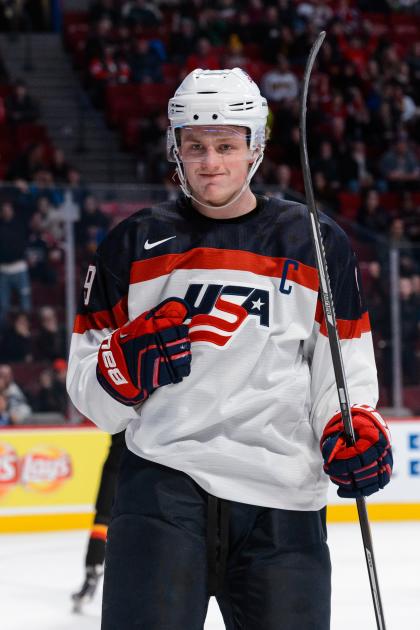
[67, 196, 378, 510]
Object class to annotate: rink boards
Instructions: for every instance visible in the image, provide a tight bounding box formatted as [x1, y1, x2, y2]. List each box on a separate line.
[0, 419, 419, 533]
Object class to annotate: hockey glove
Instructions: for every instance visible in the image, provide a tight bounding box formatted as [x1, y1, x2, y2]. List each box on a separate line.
[97, 298, 191, 406]
[320, 404, 392, 498]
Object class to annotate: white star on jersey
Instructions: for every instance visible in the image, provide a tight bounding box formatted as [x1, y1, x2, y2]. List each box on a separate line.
[251, 298, 264, 310]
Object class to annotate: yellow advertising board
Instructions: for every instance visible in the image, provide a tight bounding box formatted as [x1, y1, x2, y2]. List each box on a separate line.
[0, 418, 419, 533]
[0, 426, 109, 533]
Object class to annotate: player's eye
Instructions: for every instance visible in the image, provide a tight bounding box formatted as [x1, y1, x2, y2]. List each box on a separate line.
[219, 144, 233, 153]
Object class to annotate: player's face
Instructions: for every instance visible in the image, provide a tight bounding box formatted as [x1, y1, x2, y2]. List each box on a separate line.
[179, 126, 255, 206]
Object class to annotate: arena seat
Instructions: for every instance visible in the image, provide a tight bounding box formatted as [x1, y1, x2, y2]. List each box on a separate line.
[121, 117, 141, 151]
[105, 84, 138, 126]
[0, 85, 14, 98]
[15, 123, 49, 152]
[135, 83, 174, 115]
[11, 361, 50, 397]
[379, 192, 399, 213]
[338, 192, 361, 220]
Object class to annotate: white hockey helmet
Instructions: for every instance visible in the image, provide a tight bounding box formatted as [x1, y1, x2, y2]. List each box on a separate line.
[167, 68, 268, 207]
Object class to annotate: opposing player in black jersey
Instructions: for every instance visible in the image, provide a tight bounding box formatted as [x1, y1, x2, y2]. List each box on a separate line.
[71, 431, 125, 613]
[67, 68, 392, 629]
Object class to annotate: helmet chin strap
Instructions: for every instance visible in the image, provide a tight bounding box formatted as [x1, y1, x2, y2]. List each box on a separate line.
[173, 148, 264, 211]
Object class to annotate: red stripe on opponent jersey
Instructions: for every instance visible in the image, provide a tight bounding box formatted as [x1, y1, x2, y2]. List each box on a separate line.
[74, 295, 128, 333]
[130, 249, 319, 291]
[315, 301, 371, 339]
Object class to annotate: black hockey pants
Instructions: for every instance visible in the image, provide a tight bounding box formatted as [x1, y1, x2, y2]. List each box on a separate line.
[101, 449, 331, 630]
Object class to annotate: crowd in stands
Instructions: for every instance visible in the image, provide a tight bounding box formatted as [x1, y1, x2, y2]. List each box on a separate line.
[0, 0, 419, 422]
[0, 66, 112, 422]
[64, 0, 420, 402]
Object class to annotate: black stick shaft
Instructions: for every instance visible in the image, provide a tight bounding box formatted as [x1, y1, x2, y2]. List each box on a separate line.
[299, 30, 387, 630]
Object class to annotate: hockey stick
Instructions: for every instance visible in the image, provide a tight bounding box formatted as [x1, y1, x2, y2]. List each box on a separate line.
[299, 31, 387, 630]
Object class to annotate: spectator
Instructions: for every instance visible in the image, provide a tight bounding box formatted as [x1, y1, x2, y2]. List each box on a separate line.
[33, 367, 67, 414]
[399, 277, 420, 384]
[222, 34, 248, 69]
[35, 195, 64, 241]
[89, 0, 120, 25]
[122, 0, 162, 28]
[386, 81, 418, 126]
[76, 195, 110, 252]
[407, 41, 420, 100]
[84, 16, 113, 64]
[261, 54, 299, 104]
[227, 13, 255, 49]
[3, 179, 36, 219]
[50, 149, 71, 183]
[185, 37, 220, 73]
[169, 18, 198, 64]
[282, 125, 301, 169]
[34, 307, 67, 361]
[0, 364, 32, 423]
[384, 217, 418, 278]
[340, 140, 374, 192]
[29, 169, 64, 207]
[0, 312, 33, 363]
[363, 261, 389, 347]
[337, 34, 377, 75]
[346, 86, 371, 140]
[357, 189, 389, 238]
[401, 193, 420, 256]
[312, 171, 338, 211]
[312, 141, 341, 189]
[26, 212, 60, 285]
[6, 142, 49, 182]
[0, 201, 31, 326]
[380, 135, 420, 191]
[5, 79, 39, 125]
[270, 164, 301, 202]
[50, 358, 68, 416]
[128, 38, 163, 84]
[89, 42, 131, 105]
[0, 384, 11, 426]
[136, 112, 169, 182]
[66, 168, 90, 207]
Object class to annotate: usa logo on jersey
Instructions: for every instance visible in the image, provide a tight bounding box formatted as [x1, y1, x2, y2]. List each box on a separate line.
[183, 283, 270, 347]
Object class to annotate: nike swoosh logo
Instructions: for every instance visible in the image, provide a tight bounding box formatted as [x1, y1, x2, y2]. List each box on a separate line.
[144, 236, 176, 250]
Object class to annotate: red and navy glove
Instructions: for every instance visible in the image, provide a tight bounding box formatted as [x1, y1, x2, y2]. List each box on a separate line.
[320, 404, 392, 498]
[97, 298, 191, 406]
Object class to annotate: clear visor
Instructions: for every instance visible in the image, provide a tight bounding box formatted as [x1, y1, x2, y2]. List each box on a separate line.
[168, 125, 258, 164]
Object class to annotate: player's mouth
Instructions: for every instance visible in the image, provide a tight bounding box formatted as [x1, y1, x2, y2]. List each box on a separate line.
[198, 173, 226, 178]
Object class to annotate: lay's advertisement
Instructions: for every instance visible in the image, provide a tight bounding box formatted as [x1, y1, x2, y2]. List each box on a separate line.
[0, 420, 419, 533]
[0, 426, 109, 533]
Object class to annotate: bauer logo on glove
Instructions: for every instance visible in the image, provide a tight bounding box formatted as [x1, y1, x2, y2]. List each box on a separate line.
[320, 404, 393, 499]
[97, 298, 192, 406]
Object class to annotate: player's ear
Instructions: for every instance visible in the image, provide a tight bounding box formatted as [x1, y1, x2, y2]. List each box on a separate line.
[249, 147, 261, 164]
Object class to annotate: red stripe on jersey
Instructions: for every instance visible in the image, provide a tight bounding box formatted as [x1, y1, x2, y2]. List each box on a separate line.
[74, 295, 128, 333]
[130, 249, 319, 292]
[315, 301, 371, 339]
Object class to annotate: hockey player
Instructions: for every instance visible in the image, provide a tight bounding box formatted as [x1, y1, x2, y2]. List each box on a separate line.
[67, 68, 392, 629]
[71, 430, 125, 613]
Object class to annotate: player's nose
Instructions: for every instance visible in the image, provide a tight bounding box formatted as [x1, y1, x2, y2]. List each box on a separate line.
[201, 146, 222, 170]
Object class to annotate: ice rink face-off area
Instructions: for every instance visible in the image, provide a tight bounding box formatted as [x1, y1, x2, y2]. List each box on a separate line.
[0, 522, 418, 630]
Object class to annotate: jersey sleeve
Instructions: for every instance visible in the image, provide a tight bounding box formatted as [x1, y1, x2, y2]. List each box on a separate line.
[304, 219, 379, 441]
[66, 230, 137, 434]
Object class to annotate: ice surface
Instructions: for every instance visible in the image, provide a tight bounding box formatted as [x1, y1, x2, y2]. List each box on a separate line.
[0, 521, 418, 629]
